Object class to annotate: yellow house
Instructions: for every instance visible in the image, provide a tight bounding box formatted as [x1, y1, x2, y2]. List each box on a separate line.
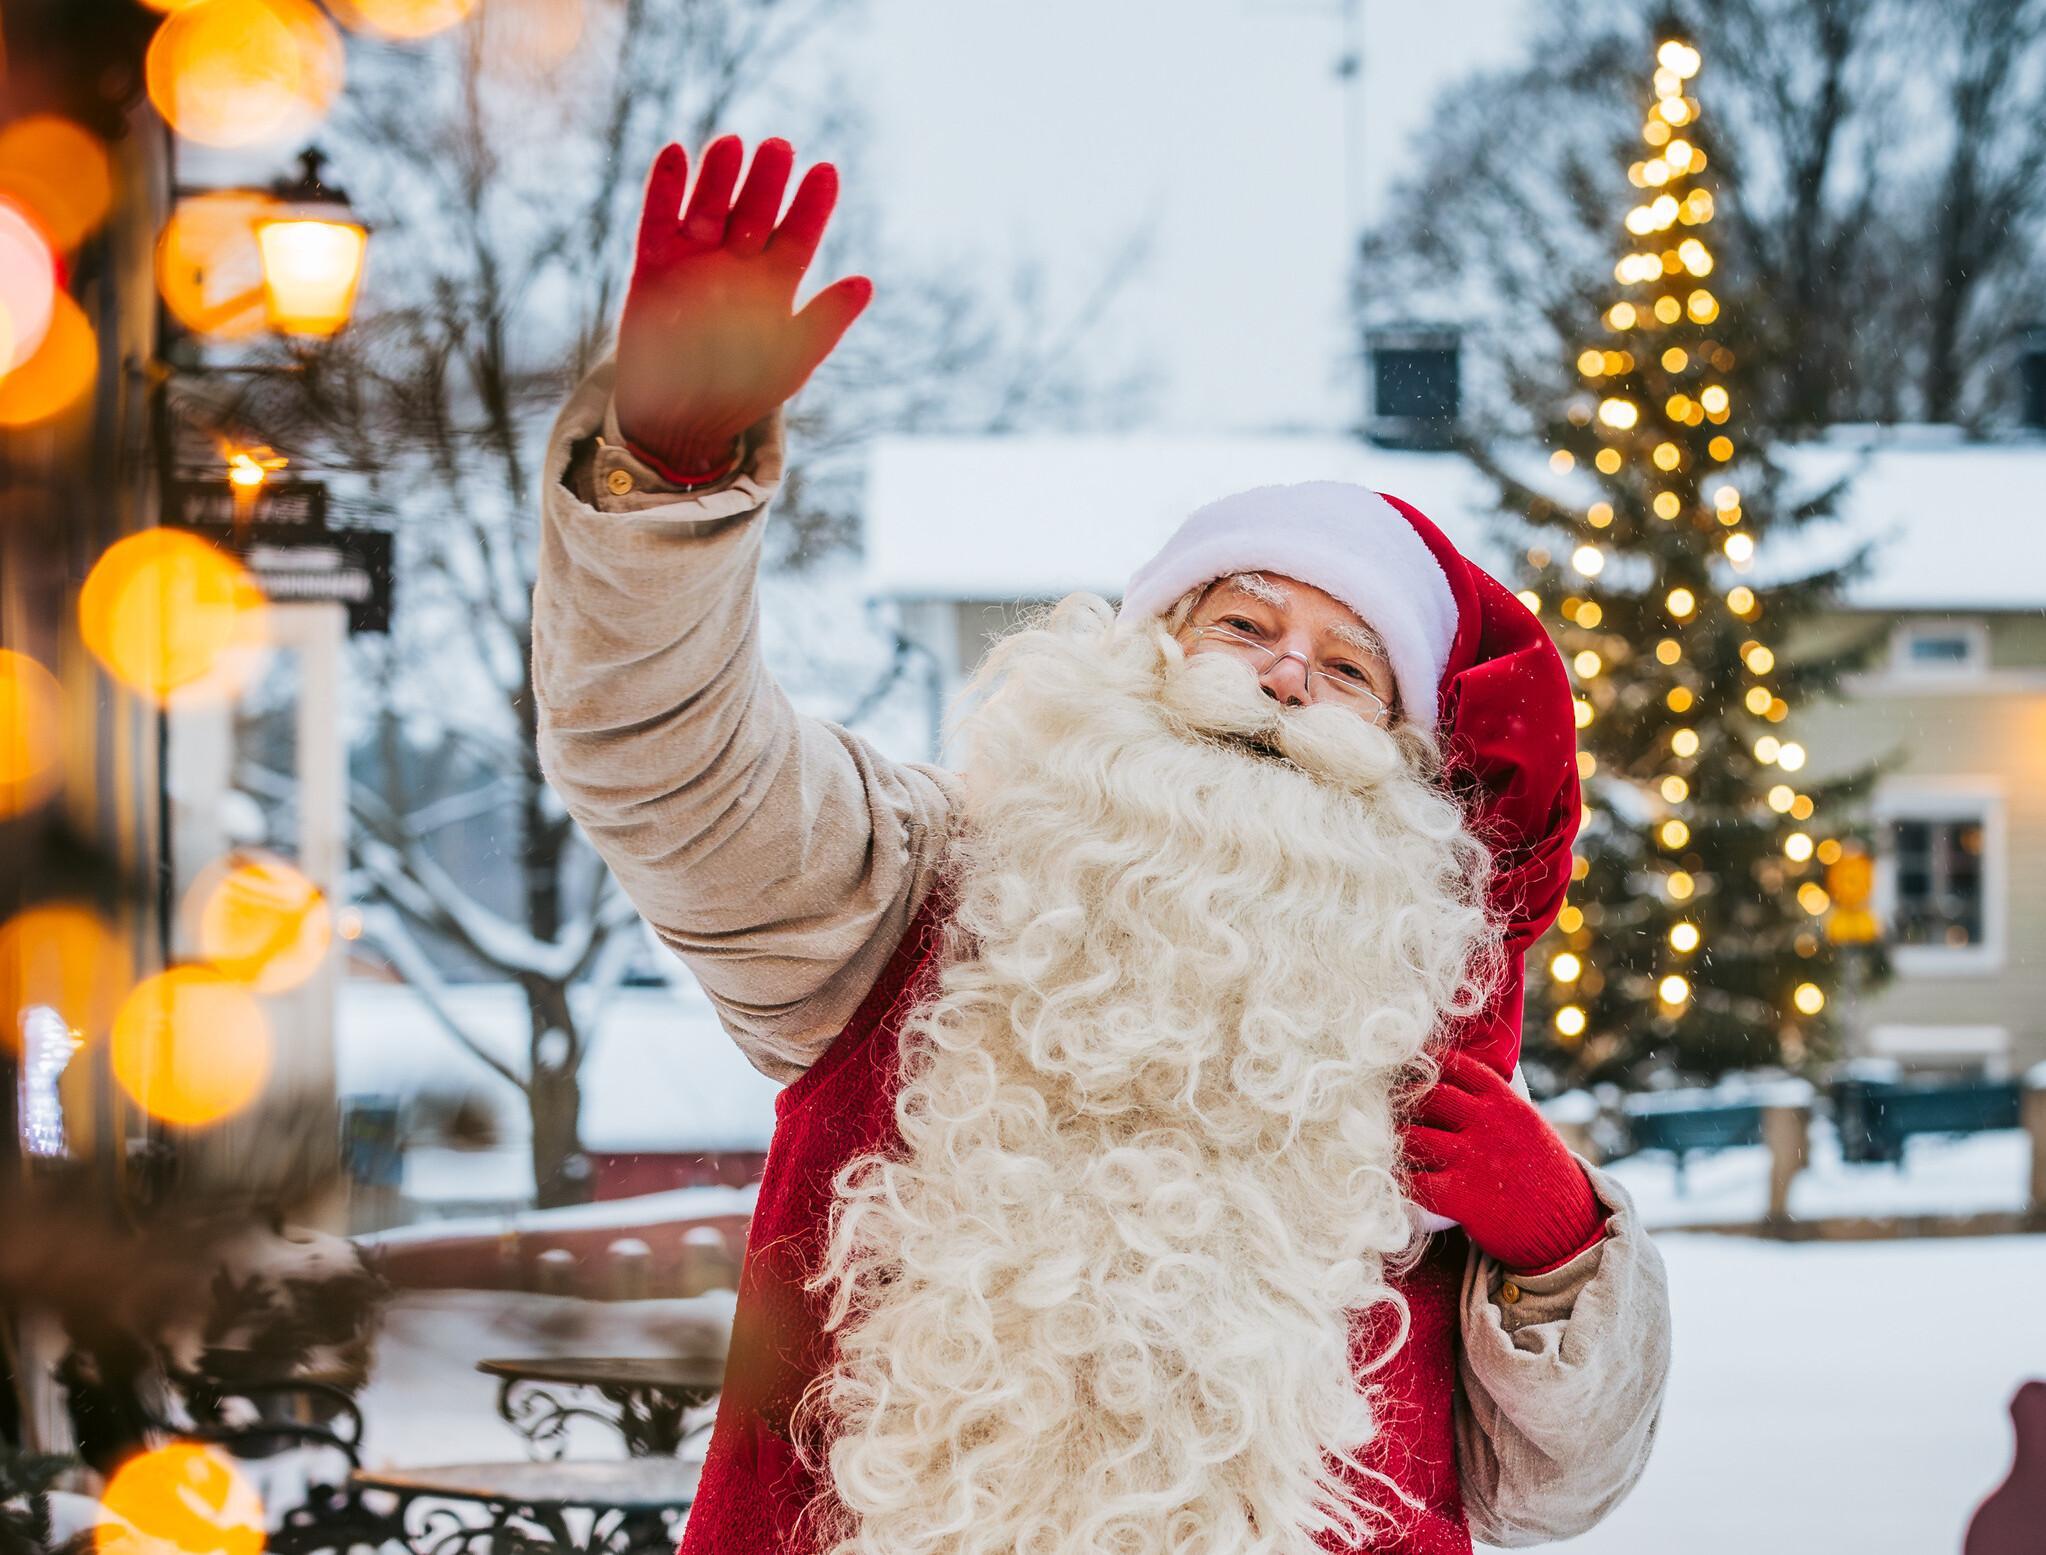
[863, 427, 2046, 1077]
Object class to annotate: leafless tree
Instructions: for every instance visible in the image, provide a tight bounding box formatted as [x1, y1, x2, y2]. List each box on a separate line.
[233, 0, 1154, 1206]
[1354, 0, 2046, 432]
[1908, 0, 2046, 424]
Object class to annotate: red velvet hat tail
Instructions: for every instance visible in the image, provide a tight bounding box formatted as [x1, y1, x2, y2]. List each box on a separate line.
[1376, 495, 1582, 1081]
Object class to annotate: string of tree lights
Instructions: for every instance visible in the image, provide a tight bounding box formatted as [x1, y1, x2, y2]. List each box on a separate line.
[1480, 28, 1887, 1089]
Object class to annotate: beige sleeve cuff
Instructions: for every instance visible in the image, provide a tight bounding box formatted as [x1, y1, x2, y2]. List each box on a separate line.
[1452, 1155, 1673, 1545]
[584, 392, 784, 518]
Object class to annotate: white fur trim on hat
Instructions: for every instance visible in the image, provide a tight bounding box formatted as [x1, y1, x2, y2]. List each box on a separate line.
[1117, 481, 1459, 728]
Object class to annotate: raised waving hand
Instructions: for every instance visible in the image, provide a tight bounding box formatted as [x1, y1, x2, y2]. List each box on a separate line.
[612, 135, 873, 487]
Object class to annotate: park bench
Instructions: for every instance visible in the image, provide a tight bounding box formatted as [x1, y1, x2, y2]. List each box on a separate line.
[1618, 1095, 1765, 1191]
[1831, 1074, 2023, 1165]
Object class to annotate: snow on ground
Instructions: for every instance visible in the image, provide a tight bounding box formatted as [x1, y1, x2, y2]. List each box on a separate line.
[1549, 1232, 2046, 1554]
[343, 1237, 2045, 1554]
[354, 1288, 736, 1470]
[1605, 1118, 2032, 1229]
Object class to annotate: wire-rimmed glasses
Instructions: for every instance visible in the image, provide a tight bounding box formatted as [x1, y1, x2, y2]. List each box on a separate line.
[1186, 623, 1394, 725]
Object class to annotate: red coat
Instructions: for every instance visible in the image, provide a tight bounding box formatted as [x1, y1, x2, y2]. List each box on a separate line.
[676, 889, 1477, 1555]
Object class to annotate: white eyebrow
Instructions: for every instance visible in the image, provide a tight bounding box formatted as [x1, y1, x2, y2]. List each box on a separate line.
[1329, 621, 1387, 656]
[1218, 571, 1289, 607]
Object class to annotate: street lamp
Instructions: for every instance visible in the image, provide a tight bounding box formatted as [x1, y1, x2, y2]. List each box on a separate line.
[160, 145, 370, 342]
[253, 148, 368, 339]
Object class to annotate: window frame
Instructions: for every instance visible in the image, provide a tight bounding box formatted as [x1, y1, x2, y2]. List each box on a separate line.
[1871, 778, 2007, 977]
[1886, 618, 1990, 681]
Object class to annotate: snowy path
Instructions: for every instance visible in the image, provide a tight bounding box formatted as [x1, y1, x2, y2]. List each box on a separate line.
[1547, 1233, 2046, 1553]
[349, 1236, 2045, 1551]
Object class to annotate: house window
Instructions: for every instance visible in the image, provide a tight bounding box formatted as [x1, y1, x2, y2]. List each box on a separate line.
[1888, 817, 1985, 948]
[1888, 619, 1988, 678]
[1874, 783, 2005, 976]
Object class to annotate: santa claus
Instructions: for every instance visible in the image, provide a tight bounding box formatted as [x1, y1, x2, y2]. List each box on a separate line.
[534, 136, 1672, 1554]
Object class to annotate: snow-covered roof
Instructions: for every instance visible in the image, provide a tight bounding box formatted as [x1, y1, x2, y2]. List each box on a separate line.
[864, 429, 2046, 612]
[338, 981, 782, 1154]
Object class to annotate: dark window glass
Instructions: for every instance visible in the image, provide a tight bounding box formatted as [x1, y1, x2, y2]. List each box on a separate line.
[1906, 633, 1971, 664]
[1887, 816, 1985, 948]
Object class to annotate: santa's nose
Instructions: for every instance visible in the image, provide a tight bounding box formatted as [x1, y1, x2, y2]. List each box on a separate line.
[1258, 649, 1312, 706]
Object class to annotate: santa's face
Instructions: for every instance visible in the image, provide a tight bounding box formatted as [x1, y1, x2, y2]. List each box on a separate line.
[1172, 572, 1400, 724]
[798, 595, 1498, 1555]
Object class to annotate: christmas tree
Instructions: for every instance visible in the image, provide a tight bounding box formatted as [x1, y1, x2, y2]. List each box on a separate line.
[1480, 28, 1884, 1090]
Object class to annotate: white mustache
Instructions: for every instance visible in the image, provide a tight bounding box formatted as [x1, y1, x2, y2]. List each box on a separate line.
[1153, 639, 1407, 793]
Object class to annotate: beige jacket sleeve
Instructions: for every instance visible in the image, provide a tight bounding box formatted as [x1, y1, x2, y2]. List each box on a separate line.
[1454, 1156, 1672, 1547]
[531, 359, 961, 1083]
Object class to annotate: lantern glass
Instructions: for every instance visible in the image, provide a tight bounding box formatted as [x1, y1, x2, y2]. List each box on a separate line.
[255, 215, 366, 337]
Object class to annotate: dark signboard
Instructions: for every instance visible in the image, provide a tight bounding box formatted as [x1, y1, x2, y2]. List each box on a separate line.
[171, 522, 393, 634]
[169, 478, 330, 530]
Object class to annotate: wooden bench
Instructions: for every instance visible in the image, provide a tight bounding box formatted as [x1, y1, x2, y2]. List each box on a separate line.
[1832, 1075, 2023, 1165]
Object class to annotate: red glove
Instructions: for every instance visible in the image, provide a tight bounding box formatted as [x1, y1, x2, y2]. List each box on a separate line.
[1401, 1046, 1608, 1276]
[613, 135, 873, 487]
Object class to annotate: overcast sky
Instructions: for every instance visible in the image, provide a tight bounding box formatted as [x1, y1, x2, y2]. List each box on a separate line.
[855, 0, 1533, 435]
[185, 0, 1535, 437]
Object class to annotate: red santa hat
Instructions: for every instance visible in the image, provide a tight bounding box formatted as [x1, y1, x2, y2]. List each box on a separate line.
[1118, 481, 1583, 1082]
[1117, 482, 1461, 728]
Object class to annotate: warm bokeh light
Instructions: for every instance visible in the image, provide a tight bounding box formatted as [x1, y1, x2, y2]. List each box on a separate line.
[1667, 870, 1695, 901]
[1550, 952, 1583, 983]
[1571, 544, 1605, 576]
[255, 215, 368, 336]
[1792, 982, 1825, 1016]
[1658, 974, 1691, 1005]
[1744, 641, 1776, 672]
[0, 117, 112, 251]
[79, 528, 271, 702]
[0, 290, 96, 427]
[1658, 39, 1702, 78]
[331, 0, 475, 37]
[1671, 727, 1698, 757]
[97, 1442, 265, 1555]
[1555, 1005, 1587, 1038]
[110, 966, 273, 1127]
[186, 850, 333, 993]
[0, 903, 132, 1051]
[146, 0, 344, 149]
[157, 192, 276, 339]
[0, 649, 64, 818]
[1597, 396, 1639, 429]
[0, 198, 57, 376]
[1669, 922, 1701, 953]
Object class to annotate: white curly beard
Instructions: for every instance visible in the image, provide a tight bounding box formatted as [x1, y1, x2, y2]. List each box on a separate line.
[795, 594, 1497, 1555]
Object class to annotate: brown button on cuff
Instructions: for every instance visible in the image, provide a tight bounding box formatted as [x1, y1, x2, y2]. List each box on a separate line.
[605, 467, 635, 496]
[1497, 1280, 1522, 1305]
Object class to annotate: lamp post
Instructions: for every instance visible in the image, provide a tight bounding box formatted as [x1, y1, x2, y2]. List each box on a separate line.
[253, 147, 369, 339]
[162, 145, 372, 347]
[149, 145, 374, 994]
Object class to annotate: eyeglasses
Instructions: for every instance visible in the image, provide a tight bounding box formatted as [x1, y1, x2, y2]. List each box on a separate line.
[1185, 623, 1394, 724]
